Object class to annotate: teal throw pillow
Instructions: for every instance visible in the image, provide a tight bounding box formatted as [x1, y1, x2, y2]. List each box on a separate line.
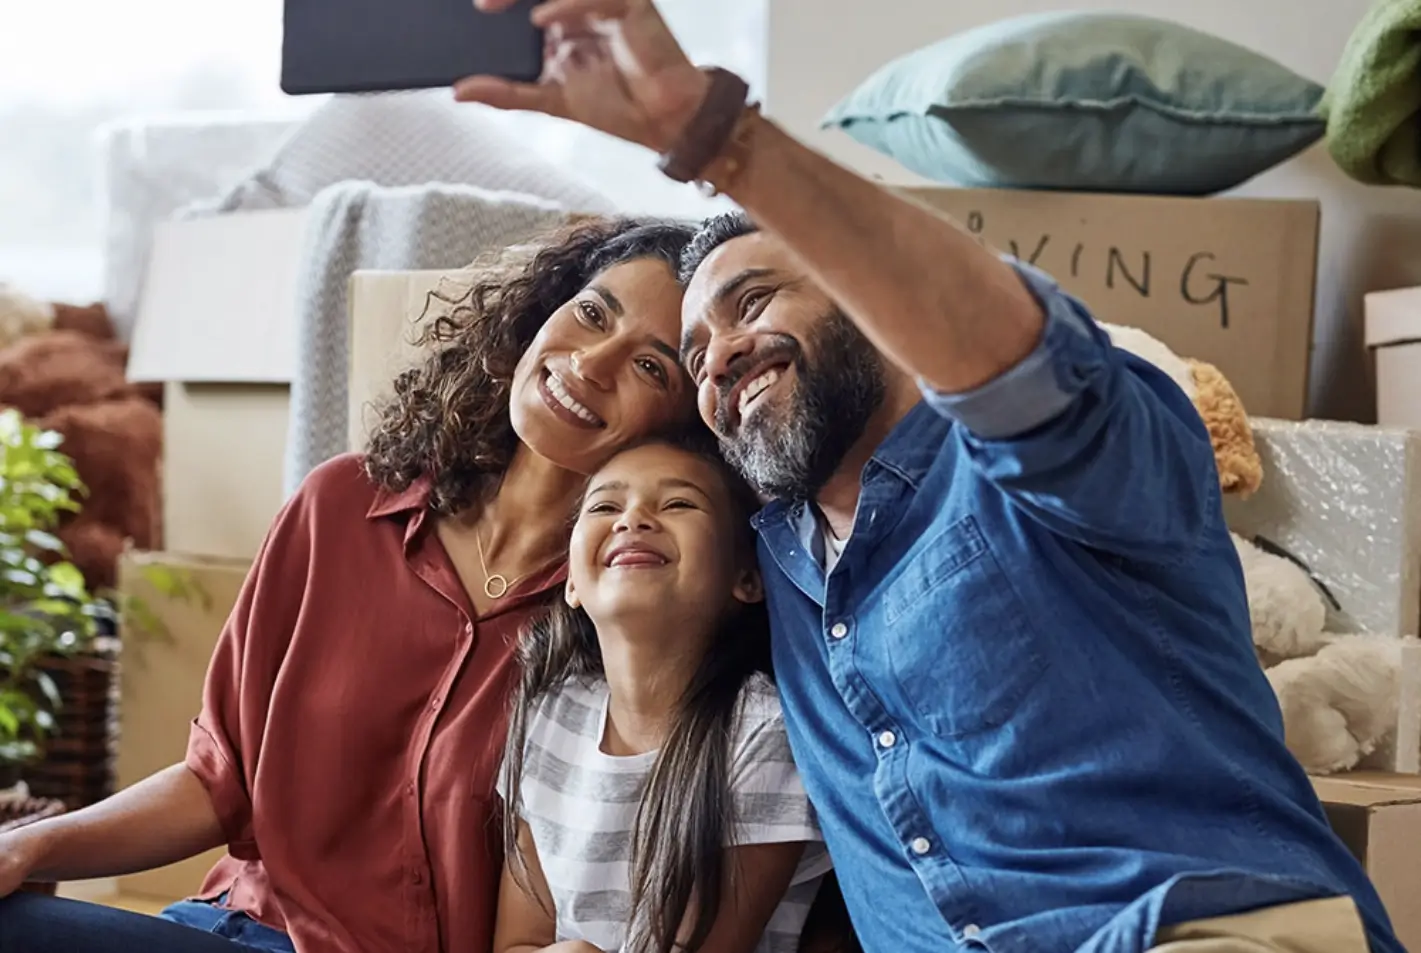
[821, 12, 1326, 194]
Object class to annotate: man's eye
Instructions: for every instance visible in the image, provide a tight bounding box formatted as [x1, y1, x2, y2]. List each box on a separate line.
[739, 289, 768, 321]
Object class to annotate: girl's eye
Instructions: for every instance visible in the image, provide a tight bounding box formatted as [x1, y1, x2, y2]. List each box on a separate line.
[577, 300, 606, 328]
[664, 498, 696, 510]
[585, 501, 618, 515]
[635, 356, 669, 386]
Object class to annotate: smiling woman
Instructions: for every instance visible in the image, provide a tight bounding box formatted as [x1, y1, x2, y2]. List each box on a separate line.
[0, 216, 702, 953]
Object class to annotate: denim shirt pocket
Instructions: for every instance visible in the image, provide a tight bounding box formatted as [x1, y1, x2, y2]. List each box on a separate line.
[882, 514, 1048, 738]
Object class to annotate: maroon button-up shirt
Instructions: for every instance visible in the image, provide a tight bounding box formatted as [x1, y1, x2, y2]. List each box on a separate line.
[184, 453, 563, 953]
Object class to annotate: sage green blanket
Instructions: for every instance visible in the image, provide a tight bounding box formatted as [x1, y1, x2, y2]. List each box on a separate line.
[1323, 0, 1421, 187]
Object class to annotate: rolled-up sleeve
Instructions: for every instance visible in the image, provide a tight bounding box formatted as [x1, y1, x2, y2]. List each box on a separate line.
[921, 259, 1219, 557]
[184, 489, 313, 859]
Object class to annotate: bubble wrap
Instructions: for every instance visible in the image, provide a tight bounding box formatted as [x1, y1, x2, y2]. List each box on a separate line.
[1223, 418, 1421, 637]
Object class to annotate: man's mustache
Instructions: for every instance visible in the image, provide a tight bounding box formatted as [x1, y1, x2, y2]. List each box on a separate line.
[714, 336, 802, 435]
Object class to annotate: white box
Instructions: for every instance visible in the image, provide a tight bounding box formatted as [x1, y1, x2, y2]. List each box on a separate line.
[127, 209, 308, 559]
[1365, 287, 1421, 429]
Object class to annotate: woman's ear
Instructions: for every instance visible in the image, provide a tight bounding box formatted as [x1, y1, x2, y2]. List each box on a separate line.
[564, 579, 581, 609]
[731, 566, 764, 606]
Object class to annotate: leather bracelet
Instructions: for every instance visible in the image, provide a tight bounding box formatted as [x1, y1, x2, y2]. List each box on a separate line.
[695, 103, 762, 197]
[657, 67, 751, 184]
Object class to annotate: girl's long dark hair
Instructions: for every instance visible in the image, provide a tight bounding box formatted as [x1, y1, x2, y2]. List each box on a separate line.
[502, 432, 771, 953]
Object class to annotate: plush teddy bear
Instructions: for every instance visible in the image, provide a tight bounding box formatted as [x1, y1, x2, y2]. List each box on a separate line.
[0, 285, 161, 590]
[1101, 322, 1406, 774]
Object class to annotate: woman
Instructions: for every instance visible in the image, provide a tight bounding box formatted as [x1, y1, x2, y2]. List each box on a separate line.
[0, 217, 699, 953]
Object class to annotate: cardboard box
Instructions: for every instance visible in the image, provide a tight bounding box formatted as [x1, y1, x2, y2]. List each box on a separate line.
[346, 269, 465, 449]
[115, 550, 252, 901]
[1364, 287, 1421, 429]
[345, 269, 451, 450]
[1313, 772, 1421, 950]
[902, 188, 1320, 421]
[127, 210, 307, 559]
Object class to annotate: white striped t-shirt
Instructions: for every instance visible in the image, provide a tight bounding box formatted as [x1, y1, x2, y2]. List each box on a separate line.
[500, 674, 832, 953]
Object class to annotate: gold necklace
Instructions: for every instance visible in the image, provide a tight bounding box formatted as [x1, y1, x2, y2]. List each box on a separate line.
[474, 526, 531, 600]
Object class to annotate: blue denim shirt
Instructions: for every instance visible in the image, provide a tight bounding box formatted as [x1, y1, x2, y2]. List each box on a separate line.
[754, 262, 1402, 953]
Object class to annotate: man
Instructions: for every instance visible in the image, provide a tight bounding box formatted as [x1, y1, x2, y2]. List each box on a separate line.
[459, 3, 1403, 951]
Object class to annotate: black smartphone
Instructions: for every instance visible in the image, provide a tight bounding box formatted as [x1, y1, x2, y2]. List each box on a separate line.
[281, 0, 543, 95]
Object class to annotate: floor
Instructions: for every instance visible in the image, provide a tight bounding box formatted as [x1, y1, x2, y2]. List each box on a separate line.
[56, 879, 175, 916]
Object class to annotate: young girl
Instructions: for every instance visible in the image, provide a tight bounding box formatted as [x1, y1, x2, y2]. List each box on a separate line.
[496, 433, 833, 953]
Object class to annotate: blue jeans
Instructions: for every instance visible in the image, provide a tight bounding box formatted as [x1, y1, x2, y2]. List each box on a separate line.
[0, 892, 293, 953]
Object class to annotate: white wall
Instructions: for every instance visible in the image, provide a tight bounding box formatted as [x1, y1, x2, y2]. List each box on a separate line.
[765, 0, 1421, 421]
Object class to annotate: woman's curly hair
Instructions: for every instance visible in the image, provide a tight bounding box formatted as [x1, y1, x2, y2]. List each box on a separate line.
[363, 216, 695, 516]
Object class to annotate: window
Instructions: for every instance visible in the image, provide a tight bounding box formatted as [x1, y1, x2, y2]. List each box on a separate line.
[0, 0, 765, 305]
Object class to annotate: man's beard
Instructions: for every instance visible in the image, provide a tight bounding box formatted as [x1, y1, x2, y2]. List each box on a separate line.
[716, 308, 886, 501]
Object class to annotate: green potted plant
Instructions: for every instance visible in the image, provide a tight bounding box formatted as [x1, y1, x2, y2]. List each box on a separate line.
[0, 409, 108, 788]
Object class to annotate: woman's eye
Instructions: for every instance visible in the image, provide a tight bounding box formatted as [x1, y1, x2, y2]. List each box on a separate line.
[577, 300, 605, 328]
[635, 356, 669, 385]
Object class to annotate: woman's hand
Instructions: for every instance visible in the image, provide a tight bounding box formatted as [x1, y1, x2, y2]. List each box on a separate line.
[0, 829, 45, 898]
[456, 0, 710, 152]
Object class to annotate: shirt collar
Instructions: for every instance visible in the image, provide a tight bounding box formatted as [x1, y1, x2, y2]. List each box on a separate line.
[367, 475, 434, 547]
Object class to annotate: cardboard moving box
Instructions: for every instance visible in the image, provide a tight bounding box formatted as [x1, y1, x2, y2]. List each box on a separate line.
[346, 269, 466, 449]
[115, 550, 252, 901]
[1364, 286, 1421, 430]
[902, 188, 1320, 421]
[1313, 773, 1421, 951]
[127, 209, 307, 560]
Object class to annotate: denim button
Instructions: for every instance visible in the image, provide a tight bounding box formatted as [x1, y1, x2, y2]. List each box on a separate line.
[877, 731, 896, 749]
[910, 837, 931, 855]
[829, 622, 848, 639]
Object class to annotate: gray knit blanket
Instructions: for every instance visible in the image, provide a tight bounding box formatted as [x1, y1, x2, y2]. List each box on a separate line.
[283, 180, 602, 495]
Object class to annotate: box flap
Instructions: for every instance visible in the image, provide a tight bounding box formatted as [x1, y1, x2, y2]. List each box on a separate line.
[1313, 772, 1421, 808]
[127, 209, 307, 384]
[1364, 287, 1421, 349]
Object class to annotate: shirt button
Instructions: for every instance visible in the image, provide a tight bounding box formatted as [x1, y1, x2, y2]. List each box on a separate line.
[406, 782, 416, 797]
[829, 622, 849, 640]
[963, 924, 982, 939]
[430, 696, 442, 710]
[877, 730, 897, 749]
[464, 622, 474, 636]
[910, 836, 932, 856]
[412, 870, 423, 885]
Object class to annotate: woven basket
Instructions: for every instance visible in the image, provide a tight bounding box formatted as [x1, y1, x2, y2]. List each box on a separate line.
[25, 637, 121, 810]
[0, 793, 65, 896]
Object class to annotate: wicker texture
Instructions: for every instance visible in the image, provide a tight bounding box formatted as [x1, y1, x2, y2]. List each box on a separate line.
[24, 637, 121, 810]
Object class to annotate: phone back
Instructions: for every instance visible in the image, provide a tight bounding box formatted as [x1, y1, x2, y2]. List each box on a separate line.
[282, 0, 542, 95]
